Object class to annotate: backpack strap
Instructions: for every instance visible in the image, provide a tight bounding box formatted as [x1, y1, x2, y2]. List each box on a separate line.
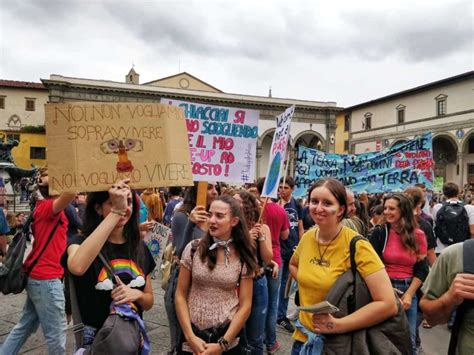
[25, 217, 62, 275]
[448, 239, 474, 355]
[349, 235, 366, 276]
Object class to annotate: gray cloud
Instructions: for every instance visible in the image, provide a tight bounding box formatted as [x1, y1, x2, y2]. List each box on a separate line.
[0, 0, 472, 106]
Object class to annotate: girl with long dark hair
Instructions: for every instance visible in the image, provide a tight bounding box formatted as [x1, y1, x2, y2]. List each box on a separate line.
[166, 182, 218, 353]
[234, 190, 273, 354]
[369, 192, 428, 354]
[67, 179, 155, 350]
[175, 195, 258, 354]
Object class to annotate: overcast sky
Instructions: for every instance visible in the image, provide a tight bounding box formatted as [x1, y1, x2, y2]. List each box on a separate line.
[0, 0, 472, 107]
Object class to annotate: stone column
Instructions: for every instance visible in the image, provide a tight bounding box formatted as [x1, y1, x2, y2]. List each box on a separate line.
[458, 152, 465, 190]
[325, 112, 337, 153]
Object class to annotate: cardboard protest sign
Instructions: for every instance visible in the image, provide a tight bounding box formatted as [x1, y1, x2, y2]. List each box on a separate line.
[144, 222, 172, 270]
[45, 102, 193, 193]
[294, 132, 434, 196]
[161, 99, 259, 184]
[261, 106, 295, 198]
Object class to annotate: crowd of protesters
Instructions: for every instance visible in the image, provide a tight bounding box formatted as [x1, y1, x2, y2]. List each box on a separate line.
[0, 168, 473, 355]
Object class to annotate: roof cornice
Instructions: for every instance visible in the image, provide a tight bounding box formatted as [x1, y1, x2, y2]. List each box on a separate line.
[344, 71, 474, 112]
[41, 75, 342, 111]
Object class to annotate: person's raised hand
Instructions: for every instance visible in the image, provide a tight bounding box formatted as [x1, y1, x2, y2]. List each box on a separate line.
[448, 273, 474, 306]
[189, 206, 209, 226]
[108, 179, 131, 212]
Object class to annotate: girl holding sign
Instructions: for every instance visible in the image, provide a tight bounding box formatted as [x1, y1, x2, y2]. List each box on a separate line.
[175, 195, 258, 354]
[67, 179, 155, 352]
[166, 181, 218, 353]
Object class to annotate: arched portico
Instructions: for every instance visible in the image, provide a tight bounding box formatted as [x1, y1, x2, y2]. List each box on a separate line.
[432, 134, 458, 183]
[461, 130, 474, 191]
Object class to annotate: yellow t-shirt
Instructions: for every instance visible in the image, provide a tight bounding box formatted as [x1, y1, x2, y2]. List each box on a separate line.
[293, 226, 385, 343]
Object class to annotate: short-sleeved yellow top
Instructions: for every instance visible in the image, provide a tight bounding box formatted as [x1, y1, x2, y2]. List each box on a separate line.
[293, 226, 385, 343]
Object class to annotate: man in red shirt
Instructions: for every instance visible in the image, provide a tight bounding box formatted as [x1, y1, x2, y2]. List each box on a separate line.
[2, 167, 76, 354]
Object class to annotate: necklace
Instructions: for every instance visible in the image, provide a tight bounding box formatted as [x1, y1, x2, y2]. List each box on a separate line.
[313, 227, 342, 267]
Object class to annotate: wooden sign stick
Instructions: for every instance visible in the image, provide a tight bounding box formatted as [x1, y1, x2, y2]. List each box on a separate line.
[258, 197, 269, 223]
[196, 181, 208, 207]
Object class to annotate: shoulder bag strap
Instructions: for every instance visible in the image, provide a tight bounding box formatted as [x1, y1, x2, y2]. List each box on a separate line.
[25, 217, 62, 275]
[98, 251, 116, 280]
[349, 235, 366, 276]
[68, 272, 84, 349]
[448, 239, 474, 355]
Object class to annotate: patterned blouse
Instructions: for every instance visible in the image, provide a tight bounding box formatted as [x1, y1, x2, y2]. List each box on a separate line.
[181, 241, 250, 330]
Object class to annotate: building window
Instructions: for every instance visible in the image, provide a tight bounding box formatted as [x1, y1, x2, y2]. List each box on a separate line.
[397, 109, 405, 123]
[0, 96, 5, 109]
[6, 134, 20, 142]
[435, 94, 447, 116]
[344, 140, 349, 151]
[437, 100, 446, 115]
[396, 104, 406, 124]
[25, 98, 36, 111]
[364, 112, 372, 130]
[30, 146, 46, 159]
[344, 114, 350, 132]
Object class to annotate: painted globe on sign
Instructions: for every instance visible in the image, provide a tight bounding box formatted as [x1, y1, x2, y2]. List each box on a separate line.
[146, 239, 161, 258]
[265, 151, 281, 196]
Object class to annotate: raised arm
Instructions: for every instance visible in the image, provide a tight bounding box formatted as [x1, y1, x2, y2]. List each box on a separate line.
[68, 180, 130, 275]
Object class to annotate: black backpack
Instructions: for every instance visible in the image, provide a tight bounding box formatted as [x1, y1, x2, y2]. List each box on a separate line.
[0, 215, 61, 295]
[435, 202, 470, 245]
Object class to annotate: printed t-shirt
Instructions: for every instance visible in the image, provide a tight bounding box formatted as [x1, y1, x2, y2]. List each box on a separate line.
[69, 235, 156, 329]
[181, 241, 251, 330]
[263, 202, 289, 267]
[24, 199, 69, 280]
[293, 226, 384, 343]
[422, 243, 474, 354]
[280, 197, 303, 260]
[382, 228, 427, 279]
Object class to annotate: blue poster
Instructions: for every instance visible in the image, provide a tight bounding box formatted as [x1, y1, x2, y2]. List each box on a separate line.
[294, 132, 434, 198]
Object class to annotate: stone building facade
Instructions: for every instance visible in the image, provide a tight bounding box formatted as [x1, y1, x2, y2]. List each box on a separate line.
[340, 71, 474, 191]
[41, 71, 342, 180]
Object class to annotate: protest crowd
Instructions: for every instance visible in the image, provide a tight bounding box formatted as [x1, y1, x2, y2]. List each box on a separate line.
[0, 103, 473, 355]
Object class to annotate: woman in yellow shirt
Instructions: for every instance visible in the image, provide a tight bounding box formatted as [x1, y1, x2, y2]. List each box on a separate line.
[289, 178, 397, 354]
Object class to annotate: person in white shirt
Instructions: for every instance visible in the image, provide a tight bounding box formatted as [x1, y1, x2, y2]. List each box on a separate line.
[432, 182, 474, 253]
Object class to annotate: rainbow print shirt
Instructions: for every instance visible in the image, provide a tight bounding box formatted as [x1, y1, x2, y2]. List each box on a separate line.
[95, 258, 145, 291]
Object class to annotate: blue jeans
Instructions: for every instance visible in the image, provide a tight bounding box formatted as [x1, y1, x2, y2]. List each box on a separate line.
[265, 268, 281, 349]
[1, 278, 66, 355]
[277, 257, 290, 320]
[291, 340, 304, 355]
[245, 276, 268, 355]
[164, 265, 181, 353]
[392, 278, 417, 355]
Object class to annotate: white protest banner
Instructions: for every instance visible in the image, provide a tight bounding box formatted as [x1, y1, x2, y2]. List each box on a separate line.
[261, 106, 295, 198]
[45, 102, 193, 193]
[144, 221, 172, 269]
[161, 99, 259, 184]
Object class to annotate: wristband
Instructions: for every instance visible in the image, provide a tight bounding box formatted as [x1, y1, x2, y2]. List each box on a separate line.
[217, 337, 230, 351]
[257, 236, 266, 242]
[111, 208, 126, 216]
